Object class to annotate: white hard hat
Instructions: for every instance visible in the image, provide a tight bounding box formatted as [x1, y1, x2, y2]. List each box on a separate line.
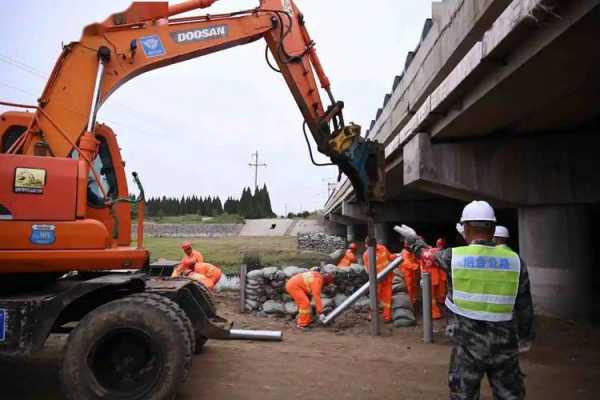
[494, 225, 510, 238]
[460, 200, 496, 223]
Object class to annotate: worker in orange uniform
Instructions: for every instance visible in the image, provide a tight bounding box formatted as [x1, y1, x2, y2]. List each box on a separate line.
[172, 241, 204, 278]
[362, 240, 398, 322]
[286, 269, 334, 329]
[337, 243, 358, 267]
[194, 262, 222, 291]
[400, 240, 421, 306]
[419, 237, 446, 320]
[171, 259, 214, 288]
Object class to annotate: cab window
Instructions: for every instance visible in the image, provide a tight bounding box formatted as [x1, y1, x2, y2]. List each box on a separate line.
[71, 136, 117, 207]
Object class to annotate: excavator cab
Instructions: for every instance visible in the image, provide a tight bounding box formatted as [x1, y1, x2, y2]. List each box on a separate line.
[0, 113, 147, 274]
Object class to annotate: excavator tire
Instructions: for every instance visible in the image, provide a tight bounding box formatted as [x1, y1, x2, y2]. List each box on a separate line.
[60, 293, 192, 400]
[129, 292, 196, 361]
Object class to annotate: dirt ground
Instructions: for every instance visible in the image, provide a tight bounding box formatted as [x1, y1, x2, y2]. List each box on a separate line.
[1, 292, 599, 400]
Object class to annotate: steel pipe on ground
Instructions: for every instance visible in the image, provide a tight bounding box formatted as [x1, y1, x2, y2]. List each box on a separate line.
[226, 329, 283, 341]
[321, 256, 403, 325]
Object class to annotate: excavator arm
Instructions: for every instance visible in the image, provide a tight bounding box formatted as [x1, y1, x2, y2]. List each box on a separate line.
[9, 0, 384, 203]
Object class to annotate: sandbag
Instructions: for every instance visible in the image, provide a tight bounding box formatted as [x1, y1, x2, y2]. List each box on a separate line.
[262, 300, 285, 314]
[393, 318, 416, 328]
[245, 299, 258, 309]
[262, 267, 279, 280]
[393, 307, 416, 322]
[247, 269, 264, 279]
[283, 266, 308, 278]
[284, 301, 298, 315]
[392, 293, 412, 310]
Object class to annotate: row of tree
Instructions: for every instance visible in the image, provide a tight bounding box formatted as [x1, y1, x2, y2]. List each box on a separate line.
[145, 184, 275, 219]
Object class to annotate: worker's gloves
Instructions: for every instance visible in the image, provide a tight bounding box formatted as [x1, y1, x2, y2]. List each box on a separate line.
[318, 314, 327, 325]
[393, 224, 417, 240]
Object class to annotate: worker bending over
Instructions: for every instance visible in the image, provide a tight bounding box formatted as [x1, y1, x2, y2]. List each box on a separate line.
[400, 241, 420, 305]
[170, 259, 210, 286]
[172, 241, 205, 277]
[194, 262, 222, 291]
[286, 269, 334, 329]
[338, 243, 358, 267]
[362, 240, 398, 322]
[396, 201, 534, 400]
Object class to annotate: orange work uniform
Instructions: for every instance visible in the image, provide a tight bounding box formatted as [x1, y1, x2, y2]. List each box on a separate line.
[400, 249, 420, 305]
[420, 254, 444, 320]
[194, 262, 222, 291]
[362, 244, 397, 322]
[337, 249, 357, 267]
[172, 249, 205, 278]
[285, 271, 324, 328]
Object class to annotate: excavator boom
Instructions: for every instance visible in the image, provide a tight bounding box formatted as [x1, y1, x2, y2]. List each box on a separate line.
[0, 0, 384, 274]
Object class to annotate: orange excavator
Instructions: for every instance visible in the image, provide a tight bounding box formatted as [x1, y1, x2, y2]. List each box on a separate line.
[0, 1, 384, 399]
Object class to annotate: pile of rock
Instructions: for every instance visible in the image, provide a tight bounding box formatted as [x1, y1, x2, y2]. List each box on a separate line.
[244, 264, 370, 317]
[133, 223, 243, 238]
[297, 232, 346, 254]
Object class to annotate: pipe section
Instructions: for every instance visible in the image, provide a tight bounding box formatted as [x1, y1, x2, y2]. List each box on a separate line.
[321, 256, 403, 325]
[227, 329, 283, 341]
[422, 271, 433, 343]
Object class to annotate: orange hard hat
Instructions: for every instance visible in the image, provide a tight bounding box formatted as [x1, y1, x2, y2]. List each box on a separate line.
[181, 241, 192, 250]
[349, 243, 357, 251]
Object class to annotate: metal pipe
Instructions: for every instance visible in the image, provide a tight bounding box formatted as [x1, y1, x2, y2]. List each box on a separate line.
[422, 271, 433, 343]
[227, 329, 283, 341]
[322, 256, 403, 325]
[87, 47, 111, 133]
[240, 264, 247, 313]
[168, 0, 218, 16]
[87, 61, 105, 132]
[366, 229, 380, 336]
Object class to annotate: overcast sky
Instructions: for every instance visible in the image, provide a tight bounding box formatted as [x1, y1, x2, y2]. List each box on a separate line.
[0, 0, 430, 215]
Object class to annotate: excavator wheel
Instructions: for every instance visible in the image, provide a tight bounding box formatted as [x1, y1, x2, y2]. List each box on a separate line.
[128, 292, 196, 362]
[60, 293, 192, 400]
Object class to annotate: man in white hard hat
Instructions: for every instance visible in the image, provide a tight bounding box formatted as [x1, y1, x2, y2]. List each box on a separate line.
[494, 225, 511, 248]
[395, 201, 534, 400]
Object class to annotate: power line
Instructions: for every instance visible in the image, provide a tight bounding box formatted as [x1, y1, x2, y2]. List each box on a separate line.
[0, 52, 173, 131]
[0, 81, 159, 138]
[0, 54, 47, 80]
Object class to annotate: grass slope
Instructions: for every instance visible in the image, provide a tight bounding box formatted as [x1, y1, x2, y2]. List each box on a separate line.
[144, 236, 325, 274]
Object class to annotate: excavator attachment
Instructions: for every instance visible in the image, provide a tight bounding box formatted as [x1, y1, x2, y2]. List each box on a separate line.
[328, 124, 386, 204]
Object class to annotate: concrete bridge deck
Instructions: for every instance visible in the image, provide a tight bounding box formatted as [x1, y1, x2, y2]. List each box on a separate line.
[324, 0, 600, 319]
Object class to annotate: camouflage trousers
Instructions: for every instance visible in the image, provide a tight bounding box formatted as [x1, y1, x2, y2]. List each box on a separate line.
[448, 343, 525, 400]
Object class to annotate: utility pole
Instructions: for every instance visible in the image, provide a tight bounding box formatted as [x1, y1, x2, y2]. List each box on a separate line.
[248, 151, 267, 190]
